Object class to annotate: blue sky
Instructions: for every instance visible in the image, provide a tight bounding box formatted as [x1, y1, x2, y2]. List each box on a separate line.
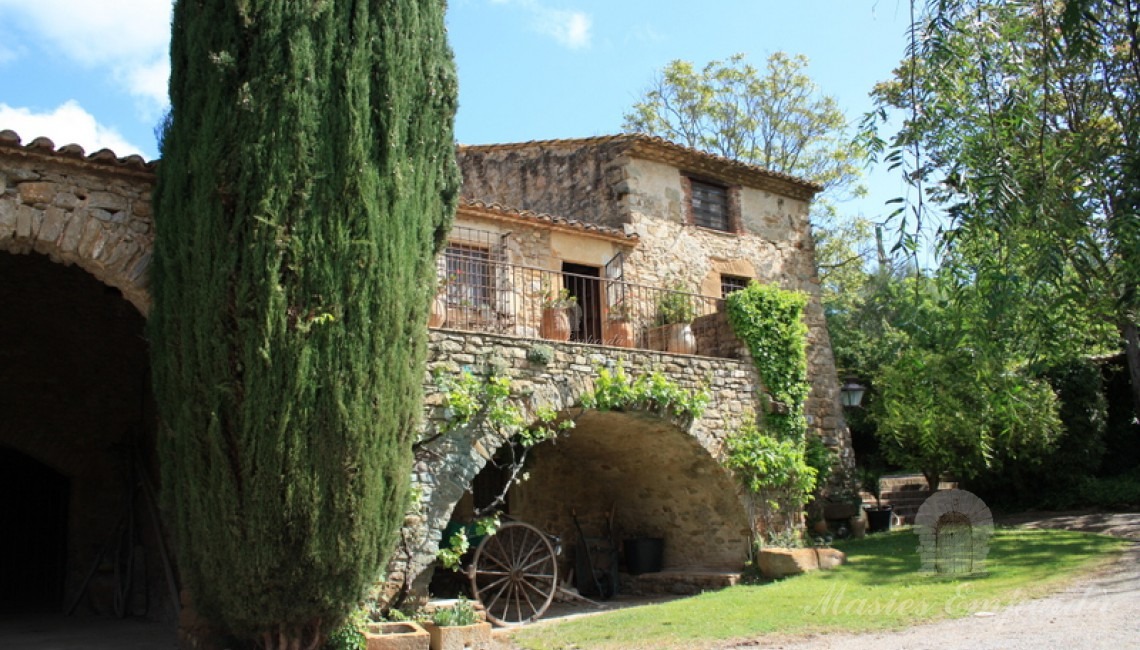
[0, 0, 912, 222]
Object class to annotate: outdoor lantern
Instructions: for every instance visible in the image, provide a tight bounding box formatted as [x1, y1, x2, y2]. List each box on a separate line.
[840, 378, 866, 408]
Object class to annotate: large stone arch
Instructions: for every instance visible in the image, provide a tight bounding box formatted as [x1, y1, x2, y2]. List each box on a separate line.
[0, 133, 155, 315]
[391, 330, 760, 597]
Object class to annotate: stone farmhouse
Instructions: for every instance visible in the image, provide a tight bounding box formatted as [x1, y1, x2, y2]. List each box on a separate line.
[0, 130, 851, 633]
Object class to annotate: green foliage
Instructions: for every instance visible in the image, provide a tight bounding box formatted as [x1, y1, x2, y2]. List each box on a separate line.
[725, 283, 810, 442]
[431, 596, 480, 627]
[803, 435, 835, 499]
[579, 362, 709, 421]
[435, 370, 571, 447]
[511, 529, 1127, 649]
[323, 607, 368, 650]
[971, 359, 1108, 508]
[151, 1, 458, 645]
[654, 283, 696, 325]
[436, 515, 499, 572]
[874, 348, 1062, 490]
[867, 0, 1140, 421]
[623, 52, 862, 200]
[541, 286, 577, 309]
[526, 344, 554, 365]
[724, 417, 818, 532]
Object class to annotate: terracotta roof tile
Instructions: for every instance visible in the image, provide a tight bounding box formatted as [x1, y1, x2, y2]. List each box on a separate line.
[0, 130, 157, 176]
[458, 133, 823, 200]
[458, 198, 638, 244]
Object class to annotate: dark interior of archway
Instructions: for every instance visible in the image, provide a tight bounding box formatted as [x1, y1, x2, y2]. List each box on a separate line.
[0, 253, 164, 619]
[427, 410, 752, 598]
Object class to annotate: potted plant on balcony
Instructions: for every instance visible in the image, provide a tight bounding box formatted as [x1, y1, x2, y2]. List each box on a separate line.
[540, 285, 576, 341]
[648, 282, 696, 354]
[420, 596, 492, 650]
[605, 300, 635, 348]
[428, 273, 450, 329]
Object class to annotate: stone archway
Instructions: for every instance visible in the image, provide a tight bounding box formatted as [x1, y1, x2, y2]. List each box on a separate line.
[395, 332, 762, 600]
[0, 137, 155, 315]
[511, 410, 751, 571]
[0, 252, 170, 620]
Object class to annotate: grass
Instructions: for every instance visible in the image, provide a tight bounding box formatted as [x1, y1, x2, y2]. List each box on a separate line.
[509, 527, 1129, 650]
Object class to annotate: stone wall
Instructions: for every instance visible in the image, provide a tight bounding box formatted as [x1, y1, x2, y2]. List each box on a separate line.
[456, 139, 853, 470]
[0, 134, 155, 315]
[391, 329, 761, 595]
[457, 140, 631, 229]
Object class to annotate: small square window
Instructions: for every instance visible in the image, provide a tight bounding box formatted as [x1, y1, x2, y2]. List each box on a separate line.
[721, 274, 751, 298]
[690, 179, 730, 231]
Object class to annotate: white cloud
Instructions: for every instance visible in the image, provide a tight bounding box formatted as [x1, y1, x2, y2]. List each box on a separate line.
[492, 0, 592, 50]
[0, 0, 172, 110]
[0, 101, 146, 158]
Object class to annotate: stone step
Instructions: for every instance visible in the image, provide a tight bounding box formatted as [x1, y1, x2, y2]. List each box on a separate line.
[622, 569, 742, 596]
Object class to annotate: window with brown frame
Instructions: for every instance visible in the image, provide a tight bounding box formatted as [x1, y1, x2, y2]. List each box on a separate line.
[690, 179, 731, 231]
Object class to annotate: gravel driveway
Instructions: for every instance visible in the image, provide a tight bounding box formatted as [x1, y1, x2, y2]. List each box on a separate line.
[719, 512, 1140, 650]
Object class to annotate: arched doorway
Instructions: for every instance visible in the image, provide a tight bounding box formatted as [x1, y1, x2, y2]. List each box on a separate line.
[0, 252, 169, 621]
[0, 448, 69, 612]
[425, 408, 751, 602]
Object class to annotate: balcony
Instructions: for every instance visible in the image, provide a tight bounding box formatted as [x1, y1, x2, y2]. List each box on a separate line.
[429, 250, 743, 360]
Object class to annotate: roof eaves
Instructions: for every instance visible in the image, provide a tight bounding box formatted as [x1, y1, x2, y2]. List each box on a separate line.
[457, 198, 638, 245]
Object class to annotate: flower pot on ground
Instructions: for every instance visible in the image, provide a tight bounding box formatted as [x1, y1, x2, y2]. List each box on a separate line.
[857, 463, 892, 533]
[365, 621, 430, 650]
[421, 596, 491, 650]
[865, 505, 894, 533]
[421, 622, 492, 650]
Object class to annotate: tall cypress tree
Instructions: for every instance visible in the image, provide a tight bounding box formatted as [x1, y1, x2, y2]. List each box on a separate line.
[150, 1, 457, 646]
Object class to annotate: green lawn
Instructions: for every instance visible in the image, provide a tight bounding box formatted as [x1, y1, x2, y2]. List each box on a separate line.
[510, 527, 1128, 650]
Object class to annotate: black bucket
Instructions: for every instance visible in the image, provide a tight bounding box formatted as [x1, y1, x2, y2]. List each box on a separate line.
[623, 537, 664, 575]
[865, 506, 894, 533]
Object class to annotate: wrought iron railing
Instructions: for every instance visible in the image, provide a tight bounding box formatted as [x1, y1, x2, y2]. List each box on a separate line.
[428, 255, 744, 359]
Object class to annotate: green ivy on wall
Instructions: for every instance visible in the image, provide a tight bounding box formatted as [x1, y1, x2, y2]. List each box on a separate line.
[579, 361, 710, 421]
[725, 282, 810, 442]
[723, 283, 817, 536]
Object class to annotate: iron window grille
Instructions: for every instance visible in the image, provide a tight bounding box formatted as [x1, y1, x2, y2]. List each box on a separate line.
[720, 274, 751, 298]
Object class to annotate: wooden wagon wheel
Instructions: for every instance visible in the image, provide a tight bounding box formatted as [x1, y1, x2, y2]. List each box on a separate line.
[468, 521, 558, 626]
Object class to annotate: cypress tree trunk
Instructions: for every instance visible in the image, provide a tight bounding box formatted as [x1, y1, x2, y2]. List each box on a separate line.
[150, 1, 458, 646]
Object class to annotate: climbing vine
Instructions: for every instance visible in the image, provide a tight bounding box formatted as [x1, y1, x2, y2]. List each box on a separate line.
[579, 362, 710, 421]
[723, 283, 817, 537]
[725, 283, 810, 442]
[427, 363, 709, 569]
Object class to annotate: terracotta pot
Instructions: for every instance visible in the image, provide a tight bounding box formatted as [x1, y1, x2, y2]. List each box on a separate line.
[648, 323, 696, 354]
[540, 307, 571, 341]
[428, 294, 447, 328]
[606, 320, 635, 347]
